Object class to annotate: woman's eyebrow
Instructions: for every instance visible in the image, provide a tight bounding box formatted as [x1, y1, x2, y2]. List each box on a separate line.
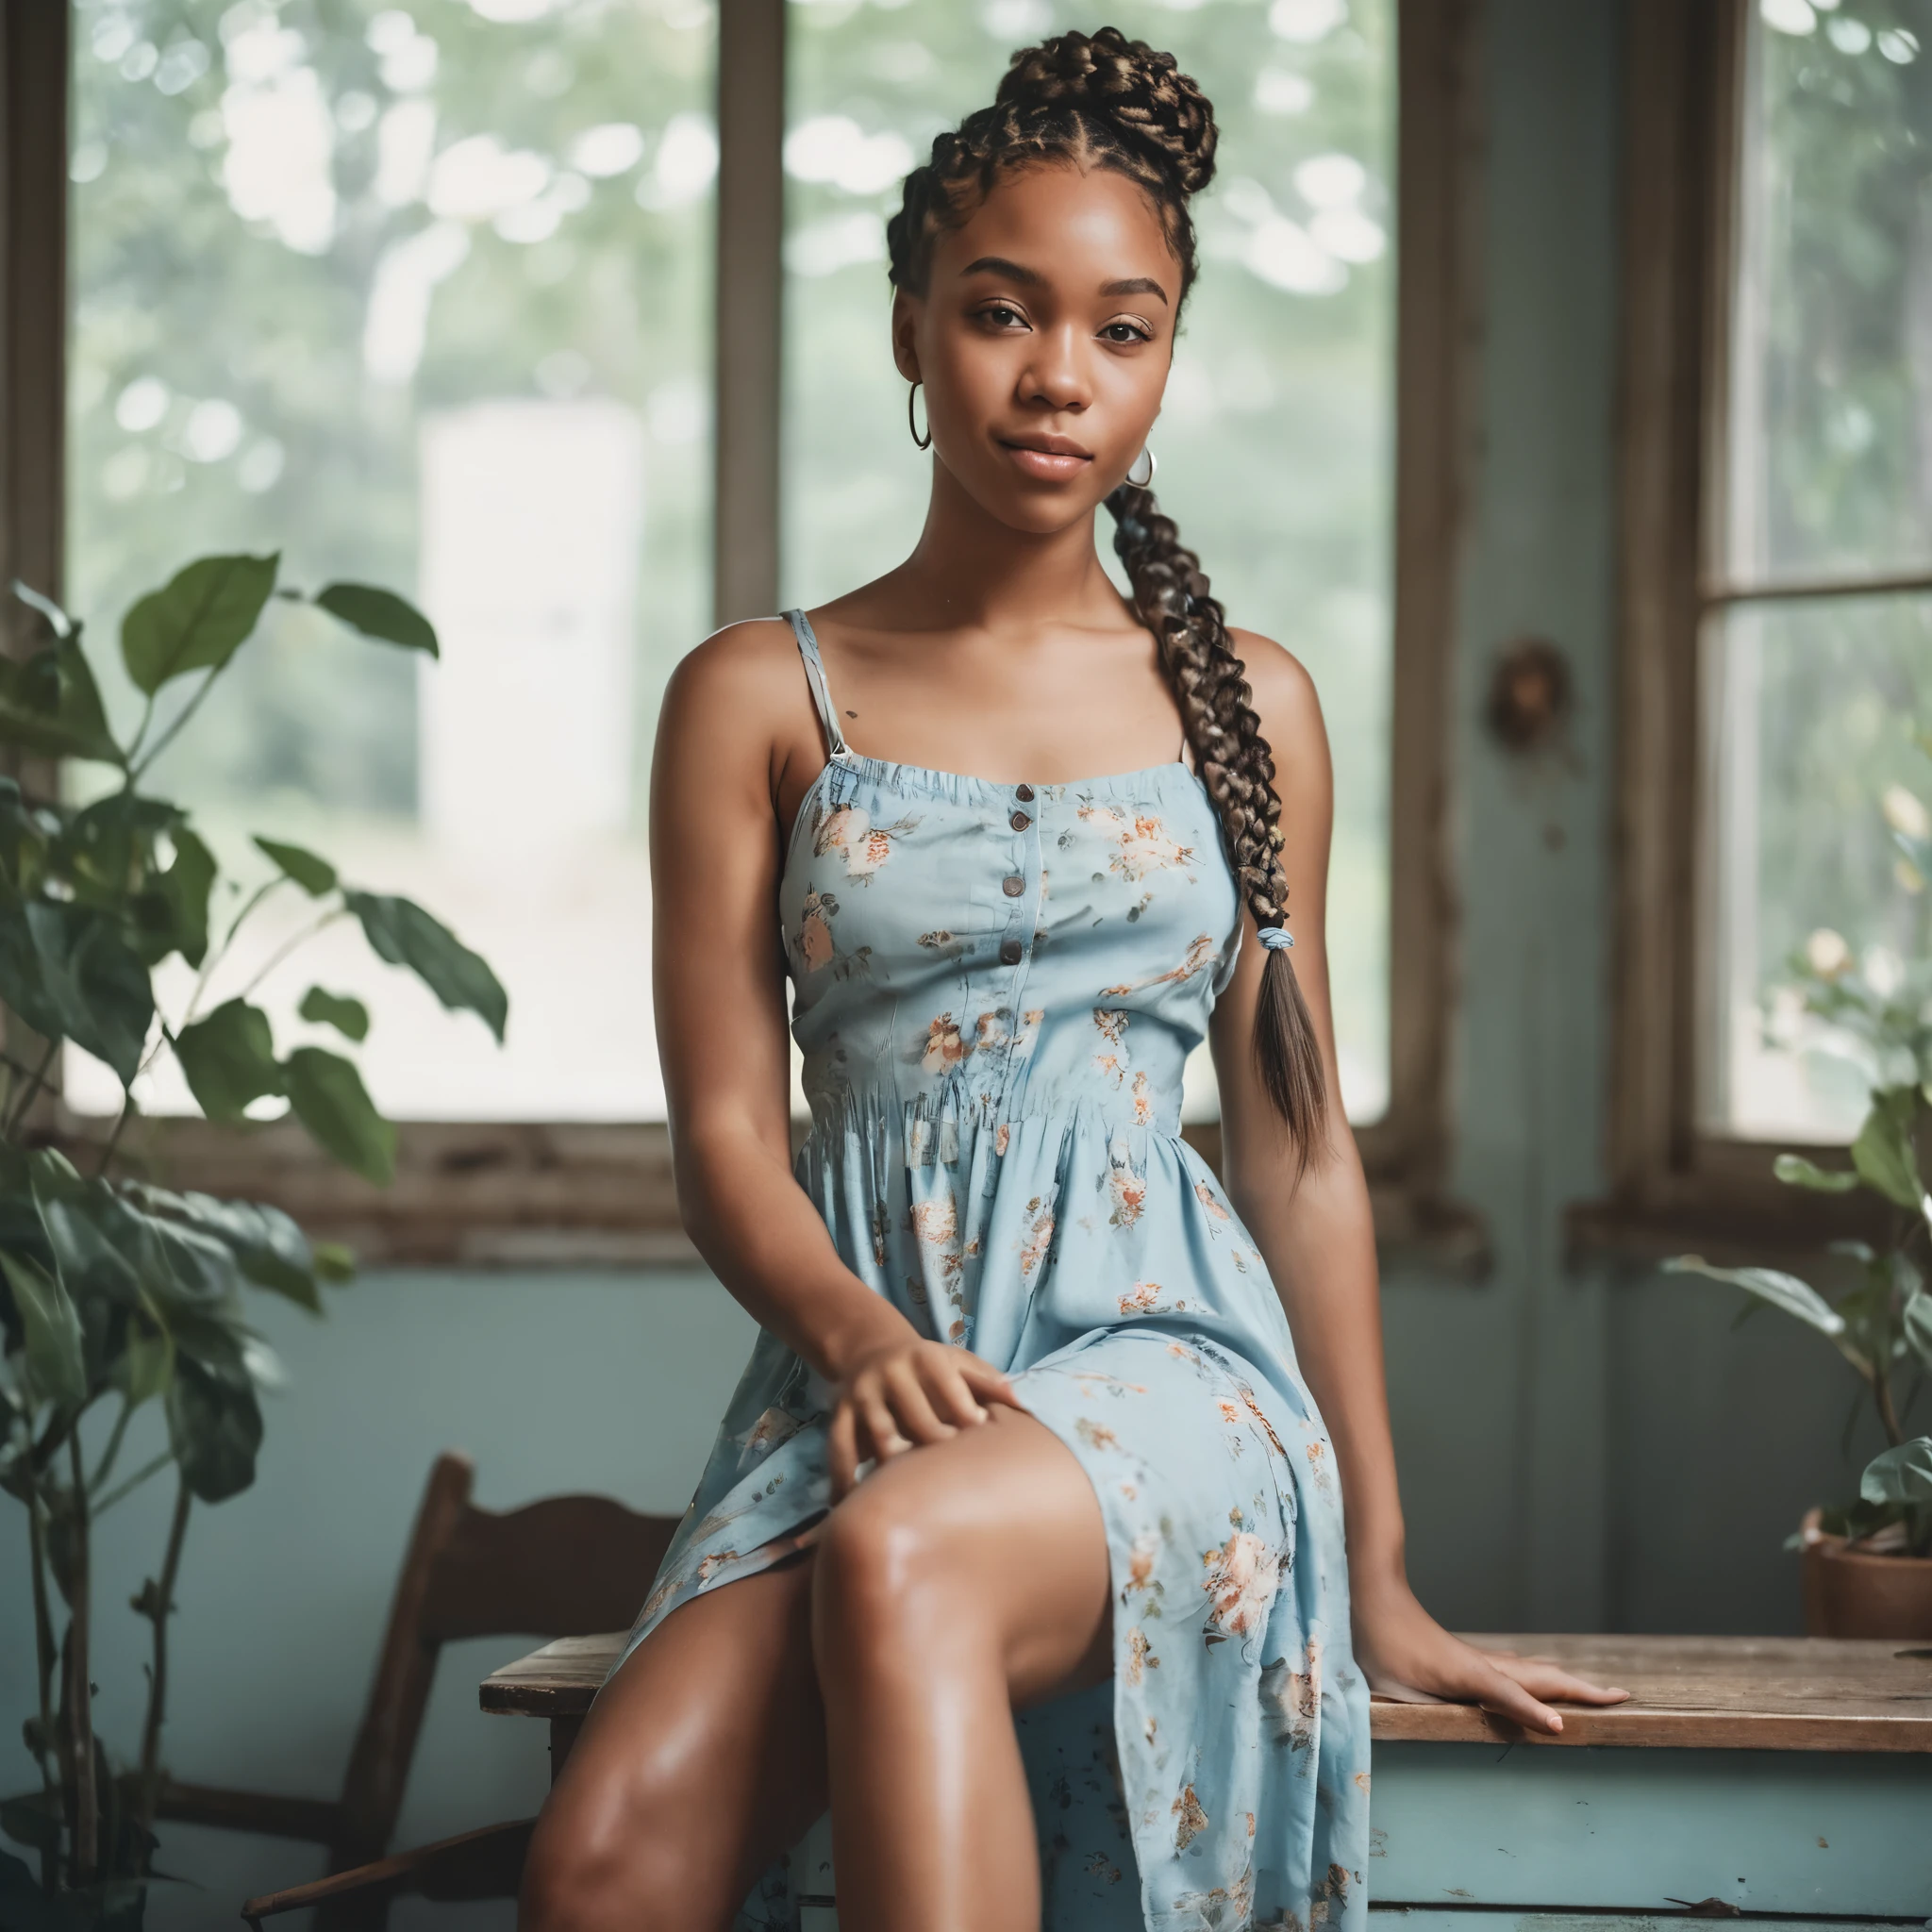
[958, 257, 1169, 305]
[959, 255, 1043, 284]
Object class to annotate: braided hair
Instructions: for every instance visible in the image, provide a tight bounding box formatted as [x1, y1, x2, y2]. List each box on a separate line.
[886, 26, 1328, 1164]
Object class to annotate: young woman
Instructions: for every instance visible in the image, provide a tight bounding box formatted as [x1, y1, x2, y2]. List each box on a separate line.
[522, 28, 1624, 1932]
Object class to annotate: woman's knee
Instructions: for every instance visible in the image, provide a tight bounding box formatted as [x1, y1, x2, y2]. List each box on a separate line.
[519, 1748, 726, 1932]
[810, 1474, 962, 1669]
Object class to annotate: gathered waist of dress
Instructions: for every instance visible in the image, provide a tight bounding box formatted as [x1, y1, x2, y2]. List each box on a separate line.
[797, 1082, 1191, 1155]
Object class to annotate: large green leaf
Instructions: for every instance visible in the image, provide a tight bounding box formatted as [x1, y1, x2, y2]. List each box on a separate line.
[0, 1250, 86, 1411]
[0, 639, 124, 764]
[31, 1150, 145, 1311]
[1772, 1153, 1860, 1193]
[30, 1152, 244, 1333]
[166, 1351, 262, 1503]
[1851, 1086, 1925, 1211]
[313, 582, 439, 657]
[253, 836, 336, 897]
[25, 902, 155, 1086]
[10, 578, 74, 640]
[0, 905, 64, 1040]
[1663, 1255, 1853, 1341]
[282, 1045, 395, 1185]
[1860, 1436, 1932, 1507]
[0, 777, 54, 900]
[114, 1315, 175, 1408]
[120, 552, 279, 694]
[298, 985, 368, 1042]
[346, 891, 506, 1041]
[1905, 1288, 1932, 1372]
[124, 1182, 327, 1313]
[174, 998, 282, 1123]
[58, 791, 182, 903]
[153, 826, 216, 968]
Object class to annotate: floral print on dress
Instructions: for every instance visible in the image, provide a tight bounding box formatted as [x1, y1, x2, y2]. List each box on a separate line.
[812, 801, 921, 881]
[1077, 803, 1199, 883]
[612, 611, 1370, 1932]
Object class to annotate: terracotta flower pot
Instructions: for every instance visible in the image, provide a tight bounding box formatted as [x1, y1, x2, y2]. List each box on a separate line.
[1798, 1509, 1932, 1640]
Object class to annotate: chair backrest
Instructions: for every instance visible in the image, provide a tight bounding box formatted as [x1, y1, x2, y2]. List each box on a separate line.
[325, 1451, 678, 1878]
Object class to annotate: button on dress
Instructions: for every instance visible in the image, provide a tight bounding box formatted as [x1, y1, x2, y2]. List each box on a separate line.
[612, 610, 1371, 1932]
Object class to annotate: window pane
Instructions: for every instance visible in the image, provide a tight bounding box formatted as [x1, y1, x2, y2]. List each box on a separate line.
[781, 0, 1394, 1123]
[68, 0, 714, 1121]
[1726, 2, 1932, 583]
[1704, 591, 1932, 1141]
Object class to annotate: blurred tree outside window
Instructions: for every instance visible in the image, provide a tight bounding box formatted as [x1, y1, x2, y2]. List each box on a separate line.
[781, 0, 1395, 1124]
[1706, 0, 1932, 1141]
[67, 0, 1401, 1134]
[66, 0, 715, 1122]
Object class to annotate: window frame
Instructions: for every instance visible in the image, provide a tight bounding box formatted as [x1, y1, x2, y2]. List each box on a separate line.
[8, 0, 1477, 1266]
[1584, 0, 1921, 1257]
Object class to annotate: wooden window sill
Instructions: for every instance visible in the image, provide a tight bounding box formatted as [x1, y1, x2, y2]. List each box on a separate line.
[50, 1111, 1491, 1274]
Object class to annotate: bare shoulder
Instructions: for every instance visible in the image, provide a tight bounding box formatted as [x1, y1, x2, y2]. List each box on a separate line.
[655, 616, 816, 802]
[662, 616, 803, 724]
[1227, 627, 1329, 772]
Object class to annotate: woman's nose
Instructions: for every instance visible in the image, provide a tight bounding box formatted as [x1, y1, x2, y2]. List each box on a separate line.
[1019, 326, 1091, 411]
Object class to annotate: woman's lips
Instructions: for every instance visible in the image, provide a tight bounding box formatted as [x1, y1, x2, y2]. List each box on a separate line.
[1000, 439, 1094, 482]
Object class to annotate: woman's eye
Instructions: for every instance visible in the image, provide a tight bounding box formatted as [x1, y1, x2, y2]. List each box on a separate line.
[980, 304, 1026, 328]
[1102, 322, 1153, 344]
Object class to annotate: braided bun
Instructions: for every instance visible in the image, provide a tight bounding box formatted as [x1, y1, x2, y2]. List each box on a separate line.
[884, 33, 1329, 1163]
[996, 28, 1217, 196]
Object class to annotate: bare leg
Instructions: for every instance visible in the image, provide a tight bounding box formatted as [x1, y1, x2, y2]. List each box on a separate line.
[812, 1406, 1112, 1932]
[520, 1555, 825, 1932]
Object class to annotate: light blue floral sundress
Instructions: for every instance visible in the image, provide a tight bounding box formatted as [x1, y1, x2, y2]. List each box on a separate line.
[612, 609, 1371, 1932]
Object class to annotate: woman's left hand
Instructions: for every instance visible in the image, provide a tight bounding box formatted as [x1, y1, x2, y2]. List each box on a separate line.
[1350, 1575, 1630, 1735]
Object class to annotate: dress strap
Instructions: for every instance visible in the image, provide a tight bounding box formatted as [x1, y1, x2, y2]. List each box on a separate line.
[783, 608, 848, 758]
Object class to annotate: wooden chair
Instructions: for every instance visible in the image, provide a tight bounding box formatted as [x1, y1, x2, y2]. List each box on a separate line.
[150, 1450, 675, 1930]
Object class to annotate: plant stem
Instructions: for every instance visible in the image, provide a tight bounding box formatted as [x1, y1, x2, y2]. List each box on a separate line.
[130, 659, 231, 784]
[92, 1448, 173, 1517]
[1874, 1363, 1905, 1447]
[125, 690, 158, 770]
[161, 876, 287, 1053]
[29, 1405, 79, 1477]
[27, 1480, 60, 1892]
[234, 906, 348, 1005]
[88, 1396, 134, 1496]
[3, 1036, 59, 1141]
[61, 1435, 97, 1885]
[135, 1477, 192, 1836]
[93, 1091, 139, 1179]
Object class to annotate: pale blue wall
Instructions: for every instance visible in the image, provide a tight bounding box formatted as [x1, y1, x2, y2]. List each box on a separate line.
[4, 0, 1886, 1922]
[1, 1274, 757, 1929]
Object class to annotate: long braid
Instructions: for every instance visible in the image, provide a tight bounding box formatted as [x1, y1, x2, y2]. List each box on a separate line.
[886, 27, 1329, 1164]
[1107, 483, 1327, 1158]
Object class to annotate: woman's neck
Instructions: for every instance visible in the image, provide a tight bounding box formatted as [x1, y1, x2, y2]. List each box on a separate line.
[879, 457, 1131, 636]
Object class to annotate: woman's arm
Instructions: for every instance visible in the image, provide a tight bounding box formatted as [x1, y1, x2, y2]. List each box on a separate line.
[650, 624, 1018, 1493]
[1208, 631, 1625, 1734]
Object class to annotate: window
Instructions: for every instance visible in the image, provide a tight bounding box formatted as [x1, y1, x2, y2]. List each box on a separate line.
[1704, 0, 1932, 1141]
[1603, 0, 1931, 1241]
[66, 0, 715, 1124]
[10, 0, 1469, 1256]
[781, 0, 1397, 1124]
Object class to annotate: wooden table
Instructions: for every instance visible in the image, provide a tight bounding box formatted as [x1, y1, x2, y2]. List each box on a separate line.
[483, 1633, 1932, 1924]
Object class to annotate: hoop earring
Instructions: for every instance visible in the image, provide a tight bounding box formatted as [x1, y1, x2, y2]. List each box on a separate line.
[1125, 445, 1157, 489]
[908, 381, 932, 451]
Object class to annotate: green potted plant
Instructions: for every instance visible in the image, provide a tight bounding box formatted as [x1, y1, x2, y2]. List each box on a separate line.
[0, 557, 506, 1927]
[1669, 734, 1932, 1638]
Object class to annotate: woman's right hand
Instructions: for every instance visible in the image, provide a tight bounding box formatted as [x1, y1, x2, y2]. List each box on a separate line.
[824, 1315, 1024, 1499]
